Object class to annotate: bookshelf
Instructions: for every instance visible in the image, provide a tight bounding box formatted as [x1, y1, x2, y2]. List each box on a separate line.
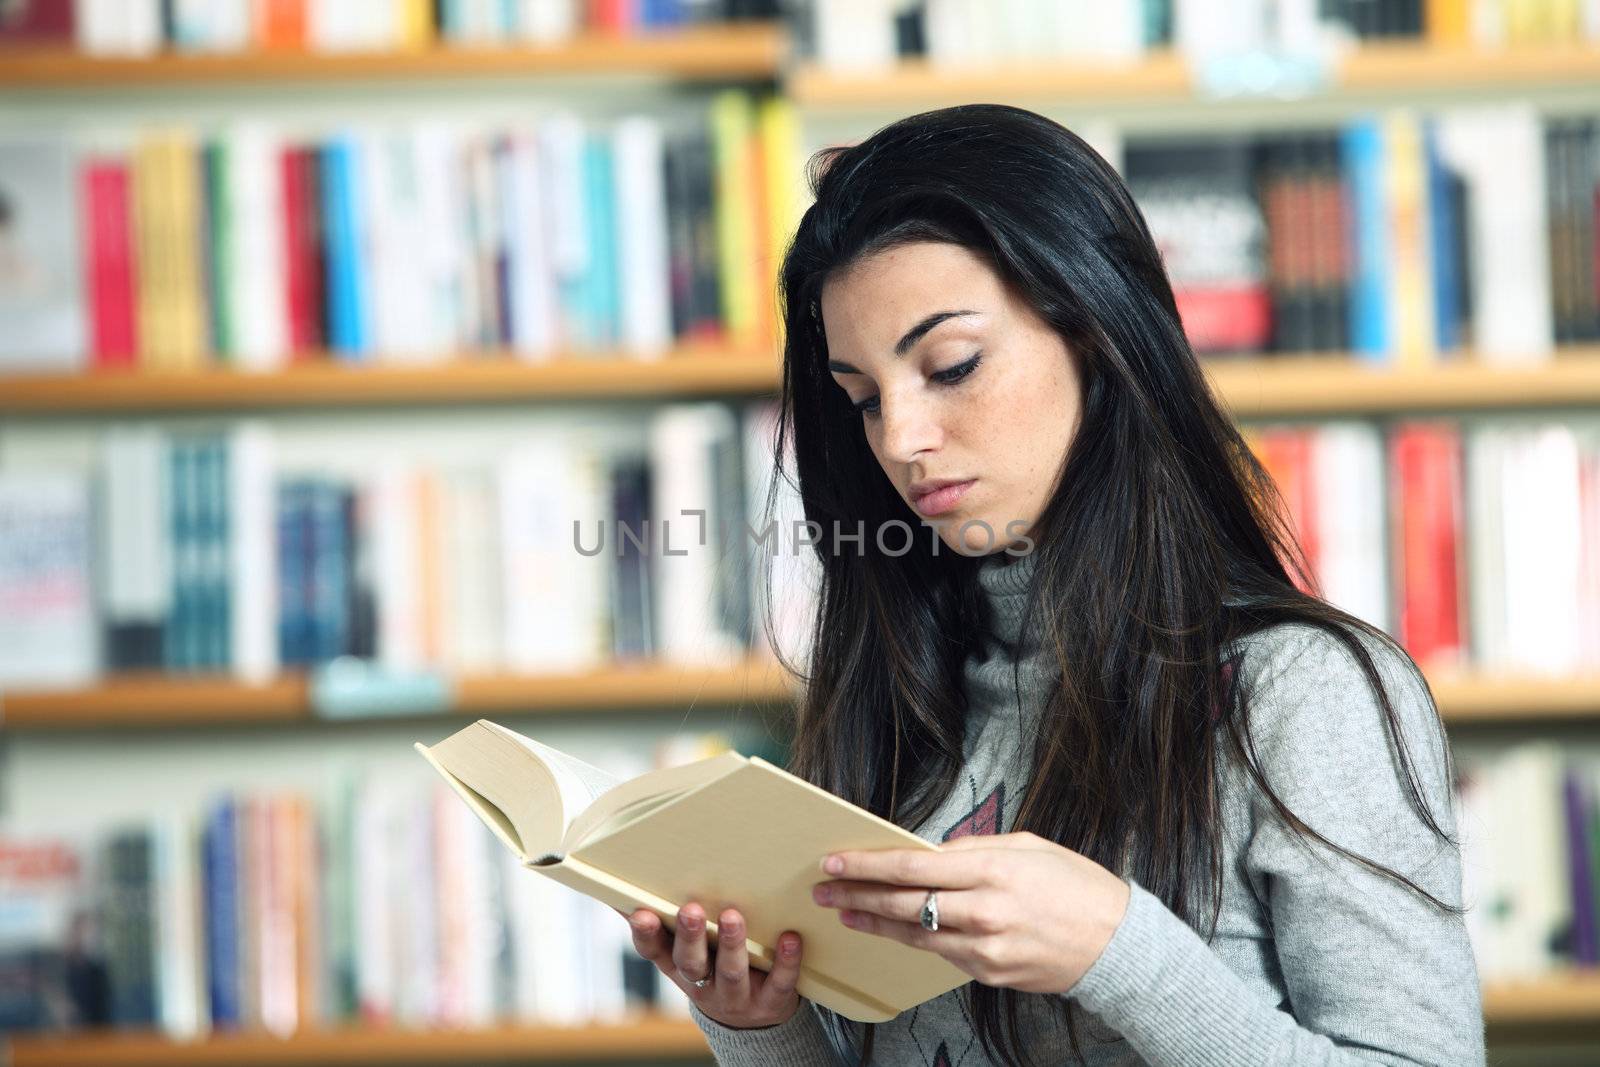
[2, 1015, 716, 1066]
[1, 667, 1595, 732]
[788, 40, 1600, 109]
[6, 351, 1600, 417]
[0, 655, 800, 729]
[0, 349, 784, 415]
[3, 7, 1600, 1059]
[0, 22, 787, 88]
[3, 970, 1599, 1065]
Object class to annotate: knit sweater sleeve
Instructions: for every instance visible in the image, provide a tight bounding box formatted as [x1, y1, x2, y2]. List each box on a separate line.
[1063, 625, 1486, 1066]
[688, 996, 843, 1066]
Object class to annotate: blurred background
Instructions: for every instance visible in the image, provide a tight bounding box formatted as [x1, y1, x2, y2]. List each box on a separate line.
[0, 0, 1597, 1064]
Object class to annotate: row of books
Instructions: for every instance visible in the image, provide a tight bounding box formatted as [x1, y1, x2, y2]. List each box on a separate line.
[0, 399, 819, 688]
[0, 94, 801, 372]
[804, 0, 1593, 71]
[7, 734, 1600, 1037]
[1459, 743, 1600, 981]
[0, 728, 772, 1036]
[1241, 417, 1600, 676]
[0, 409, 1594, 691]
[1122, 105, 1580, 362]
[4, 102, 1586, 372]
[2, 0, 778, 57]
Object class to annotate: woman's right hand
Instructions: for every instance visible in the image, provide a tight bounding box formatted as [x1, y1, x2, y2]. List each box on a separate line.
[624, 901, 805, 1029]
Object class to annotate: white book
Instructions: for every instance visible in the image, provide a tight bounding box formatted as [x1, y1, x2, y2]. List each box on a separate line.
[1311, 422, 1388, 633]
[1500, 424, 1583, 675]
[924, 0, 979, 66]
[363, 128, 439, 362]
[397, 789, 441, 1024]
[414, 123, 470, 358]
[502, 129, 558, 360]
[538, 113, 590, 352]
[1464, 425, 1509, 670]
[228, 421, 279, 683]
[1482, 743, 1569, 978]
[518, 0, 579, 41]
[1434, 106, 1553, 362]
[153, 814, 207, 1039]
[499, 433, 611, 672]
[0, 473, 97, 687]
[441, 470, 502, 675]
[369, 465, 426, 671]
[812, 0, 897, 69]
[76, 0, 160, 54]
[99, 424, 173, 645]
[308, 0, 366, 51]
[742, 398, 820, 667]
[612, 117, 673, 360]
[0, 138, 86, 371]
[224, 124, 290, 371]
[650, 403, 746, 666]
[434, 800, 497, 1026]
[1577, 424, 1600, 669]
[354, 779, 403, 1023]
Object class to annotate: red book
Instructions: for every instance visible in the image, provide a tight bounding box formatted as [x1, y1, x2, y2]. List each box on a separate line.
[280, 146, 322, 357]
[1390, 423, 1465, 670]
[0, 0, 73, 44]
[81, 158, 139, 366]
[1257, 427, 1320, 596]
[588, 0, 630, 33]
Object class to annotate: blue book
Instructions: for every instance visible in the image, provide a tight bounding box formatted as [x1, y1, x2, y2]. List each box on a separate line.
[308, 481, 350, 663]
[276, 481, 310, 667]
[202, 799, 241, 1028]
[584, 132, 620, 349]
[643, 0, 686, 26]
[321, 138, 369, 359]
[1424, 119, 1462, 355]
[1340, 119, 1393, 364]
[164, 442, 196, 672]
[207, 437, 232, 670]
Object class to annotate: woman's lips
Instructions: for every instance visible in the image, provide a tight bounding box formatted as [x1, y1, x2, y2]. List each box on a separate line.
[912, 479, 976, 517]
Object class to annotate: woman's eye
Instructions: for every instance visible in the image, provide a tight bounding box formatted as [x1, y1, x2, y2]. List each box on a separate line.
[933, 352, 983, 384]
[851, 353, 981, 419]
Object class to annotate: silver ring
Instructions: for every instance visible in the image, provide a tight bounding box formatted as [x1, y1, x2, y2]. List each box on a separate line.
[692, 974, 712, 989]
[920, 889, 939, 931]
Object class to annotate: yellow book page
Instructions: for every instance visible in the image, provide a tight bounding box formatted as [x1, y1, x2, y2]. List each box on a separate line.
[569, 757, 972, 1019]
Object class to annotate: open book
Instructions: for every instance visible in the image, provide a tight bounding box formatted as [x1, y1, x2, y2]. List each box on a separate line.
[413, 719, 973, 1023]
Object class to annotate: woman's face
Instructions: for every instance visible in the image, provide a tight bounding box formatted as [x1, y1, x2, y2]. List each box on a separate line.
[821, 240, 1083, 557]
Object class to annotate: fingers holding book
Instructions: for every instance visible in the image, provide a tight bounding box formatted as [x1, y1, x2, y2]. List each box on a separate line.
[618, 902, 806, 1029]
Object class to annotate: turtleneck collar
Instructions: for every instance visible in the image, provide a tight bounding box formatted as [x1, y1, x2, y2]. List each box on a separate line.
[974, 547, 1041, 655]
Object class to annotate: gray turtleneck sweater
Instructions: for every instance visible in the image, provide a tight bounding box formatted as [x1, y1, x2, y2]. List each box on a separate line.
[689, 548, 1486, 1066]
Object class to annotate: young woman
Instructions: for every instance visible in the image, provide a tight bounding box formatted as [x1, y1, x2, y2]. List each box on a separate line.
[623, 103, 1484, 1067]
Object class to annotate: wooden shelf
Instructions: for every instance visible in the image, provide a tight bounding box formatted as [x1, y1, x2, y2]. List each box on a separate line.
[788, 40, 1600, 108]
[1431, 675, 1600, 725]
[6, 349, 1600, 417]
[1202, 349, 1600, 417]
[0, 656, 800, 729]
[0, 348, 782, 415]
[0, 24, 785, 88]
[1483, 970, 1600, 1029]
[6, 975, 1600, 1064]
[3, 1014, 713, 1066]
[3, 667, 1597, 730]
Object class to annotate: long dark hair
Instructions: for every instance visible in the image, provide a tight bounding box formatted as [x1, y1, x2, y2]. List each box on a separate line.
[747, 103, 1461, 1067]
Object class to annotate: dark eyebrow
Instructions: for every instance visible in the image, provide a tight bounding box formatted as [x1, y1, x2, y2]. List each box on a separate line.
[827, 309, 980, 374]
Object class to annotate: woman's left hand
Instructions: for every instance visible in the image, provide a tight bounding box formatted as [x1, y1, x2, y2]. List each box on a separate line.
[811, 831, 1131, 995]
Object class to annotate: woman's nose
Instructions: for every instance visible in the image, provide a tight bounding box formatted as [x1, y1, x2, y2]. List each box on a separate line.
[875, 391, 942, 465]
